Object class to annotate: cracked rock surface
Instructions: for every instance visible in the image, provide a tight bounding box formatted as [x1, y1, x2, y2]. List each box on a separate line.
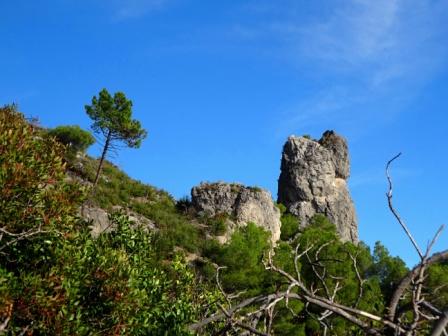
[278, 131, 358, 243]
[191, 182, 281, 243]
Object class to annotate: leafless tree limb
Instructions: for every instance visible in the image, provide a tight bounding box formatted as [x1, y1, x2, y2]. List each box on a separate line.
[0, 226, 56, 253]
[431, 310, 448, 336]
[388, 250, 448, 323]
[386, 153, 424, 260]
[386, 154, 447, 335]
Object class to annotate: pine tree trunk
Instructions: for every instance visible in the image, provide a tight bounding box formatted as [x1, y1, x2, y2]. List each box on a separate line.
[93, 130, 111, 187]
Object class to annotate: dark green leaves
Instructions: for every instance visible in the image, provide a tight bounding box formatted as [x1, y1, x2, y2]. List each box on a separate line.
[85, 88, 147, 147]
[47, 125, 95, 154]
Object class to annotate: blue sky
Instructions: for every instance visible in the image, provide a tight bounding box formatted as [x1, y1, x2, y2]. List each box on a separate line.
[1, 0, 447, 266]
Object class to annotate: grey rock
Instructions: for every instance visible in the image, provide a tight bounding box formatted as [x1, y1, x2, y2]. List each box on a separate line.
[278, 131, 358, 243]
[80, 205, 112, 238]
[80, 205, 155, 238]
[191, 182, 281, 243]
[319, 130, 350, 179]
[126, 210, 156, 231]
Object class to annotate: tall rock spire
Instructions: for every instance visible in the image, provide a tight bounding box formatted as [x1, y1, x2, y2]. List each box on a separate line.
[278, 131, 358, 243]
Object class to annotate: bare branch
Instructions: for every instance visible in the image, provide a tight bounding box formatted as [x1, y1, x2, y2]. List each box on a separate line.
[431, 310, 448, 336]
[349, 252, 365, 308]
[388, 250, 448, 322]
[0, 226, 56, 253]
[215, 266, 231, 307]
[386, 153, 424, 260]
[427, 225, 445, 257]
[216, 302, 268, 336]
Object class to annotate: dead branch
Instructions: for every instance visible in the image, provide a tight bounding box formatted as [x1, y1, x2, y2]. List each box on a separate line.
[0, 226, 55, 253]
[431, 310, 448, 336]
[386, 154, 447, 335]
[386, 153, 424, 260]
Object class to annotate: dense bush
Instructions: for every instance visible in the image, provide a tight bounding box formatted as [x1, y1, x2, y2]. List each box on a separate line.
[280, 213, 300, 241]
[47, 125, 95, 154]
[0, 105, 84, 240]
[5, 213, 218, 335]
[206, 214, 228, 236]
[204, 223, 272, 294]
[369, 241, 408, 301]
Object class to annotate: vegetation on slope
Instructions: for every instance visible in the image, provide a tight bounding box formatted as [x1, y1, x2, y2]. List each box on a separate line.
[1, 105, 447, 335]
[0, 106, 219, 335]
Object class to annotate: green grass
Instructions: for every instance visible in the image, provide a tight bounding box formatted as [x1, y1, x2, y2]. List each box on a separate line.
[69, 155, 205, 257]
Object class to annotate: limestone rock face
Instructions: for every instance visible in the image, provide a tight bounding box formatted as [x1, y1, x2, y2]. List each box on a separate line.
[277, 131, 358, 243]
[319, 130, 350, 179]
[191, 182, 281, 243]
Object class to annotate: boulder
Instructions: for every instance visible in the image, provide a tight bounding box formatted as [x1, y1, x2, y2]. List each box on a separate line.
[80, 205, 111, 237]
[80, 205, 155, 238]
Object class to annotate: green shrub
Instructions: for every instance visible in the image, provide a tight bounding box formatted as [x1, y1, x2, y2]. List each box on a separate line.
[176, 196, 193, 214]
[47, 125, 95, 154]
[209, 223, 271, 294]
[7, 214, 217, 335]
[280, 213, 300, 241]
[208, 214, 228, 236]
[426, 261, 448, 308]
[249, 186, 262, 192]
[132, 200, 203, 255]
[49, 214, 212, 335]
[276, 203, 287, 215]
[0, 105, 84, 237]
[308, 213, 335, 231]
[369, 241, 408, 301]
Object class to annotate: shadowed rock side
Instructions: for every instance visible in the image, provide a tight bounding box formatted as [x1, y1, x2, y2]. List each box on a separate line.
[278, 131, 358, 243]
[191, 182, 281, 244]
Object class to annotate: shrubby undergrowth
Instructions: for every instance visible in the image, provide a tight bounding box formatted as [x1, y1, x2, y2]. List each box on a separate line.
[0, 106, 218, 335]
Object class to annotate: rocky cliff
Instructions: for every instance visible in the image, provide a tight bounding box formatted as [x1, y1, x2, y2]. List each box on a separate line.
[191, 182, 281, 243]
[278, 131, 358, 242]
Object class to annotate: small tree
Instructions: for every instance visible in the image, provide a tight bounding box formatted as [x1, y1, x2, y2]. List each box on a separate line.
[85, 89, 147, 186]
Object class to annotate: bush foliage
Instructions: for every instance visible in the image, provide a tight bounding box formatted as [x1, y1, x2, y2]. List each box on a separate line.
[47, 125, 95, 154]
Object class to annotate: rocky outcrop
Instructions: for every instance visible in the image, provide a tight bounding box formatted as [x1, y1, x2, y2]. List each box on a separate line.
[277, 131, 358, 243]
[80, 205, 155, 238]
[191, 182, 281, 243]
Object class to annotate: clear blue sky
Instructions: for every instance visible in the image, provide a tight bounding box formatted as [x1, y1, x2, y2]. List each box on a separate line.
[1, 0, 447, 267]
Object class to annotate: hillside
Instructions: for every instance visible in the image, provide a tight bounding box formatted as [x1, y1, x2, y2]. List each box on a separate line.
[69, 153, 208, 256]
[1, 105, 447, 335]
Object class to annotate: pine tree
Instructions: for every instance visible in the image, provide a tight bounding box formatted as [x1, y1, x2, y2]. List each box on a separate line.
[85, 89, 147, 186]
